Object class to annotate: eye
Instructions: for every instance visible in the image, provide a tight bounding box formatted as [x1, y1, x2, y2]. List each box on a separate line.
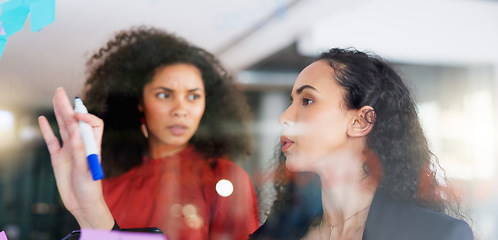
[188, 94, 201, 101]
[156, 92, 170, 99]
[302, 97, 313, 106]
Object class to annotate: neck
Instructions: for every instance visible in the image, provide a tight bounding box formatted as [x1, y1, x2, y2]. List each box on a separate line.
[320, 178, 375, 231]
[147, 140, 188, 159]
[316, 147, 377, 238]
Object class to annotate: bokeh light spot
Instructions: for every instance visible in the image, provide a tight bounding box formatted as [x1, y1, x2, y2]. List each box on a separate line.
[216, 179, 233, 197]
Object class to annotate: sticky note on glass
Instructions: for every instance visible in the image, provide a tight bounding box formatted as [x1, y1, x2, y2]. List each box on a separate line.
[0, 231, 8, 240]
[0, 37, 6, 57]
[80, 229, 167, 240]
[0, 22, 6, 35]
[29, 0, 55, 32]
[0, 0, 55, 59]
[0, 0, 30, 36]
[0, 0, 55, 35]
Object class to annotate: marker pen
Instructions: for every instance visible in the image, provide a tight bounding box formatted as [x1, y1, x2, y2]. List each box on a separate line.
[74, 97, 104, 180]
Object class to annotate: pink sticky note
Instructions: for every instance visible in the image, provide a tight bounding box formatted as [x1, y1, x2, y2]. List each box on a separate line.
[80, 228, 167, 240]
[0, 231, 8, 240]
[0, 22, 5, 35]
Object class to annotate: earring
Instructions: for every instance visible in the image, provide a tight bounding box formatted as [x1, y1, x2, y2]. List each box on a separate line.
[140, 117, 148, 139]
[365, 110, 376, 124]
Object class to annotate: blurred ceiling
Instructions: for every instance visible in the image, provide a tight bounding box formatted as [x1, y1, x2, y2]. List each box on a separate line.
[0, 0, 497, 111]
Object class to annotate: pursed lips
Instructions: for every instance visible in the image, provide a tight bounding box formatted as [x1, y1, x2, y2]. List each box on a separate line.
[280, 136, 294, 153]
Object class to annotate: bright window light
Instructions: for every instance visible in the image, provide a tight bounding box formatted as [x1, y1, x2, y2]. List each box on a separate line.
[0, 110, 14, 131]
[0, 110, 16, 150]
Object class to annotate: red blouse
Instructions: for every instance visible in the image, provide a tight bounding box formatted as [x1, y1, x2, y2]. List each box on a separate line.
[102, 145, 259, 240]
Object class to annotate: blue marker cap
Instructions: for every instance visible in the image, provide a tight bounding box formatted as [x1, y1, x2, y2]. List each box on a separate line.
[87, 154, 104, 180]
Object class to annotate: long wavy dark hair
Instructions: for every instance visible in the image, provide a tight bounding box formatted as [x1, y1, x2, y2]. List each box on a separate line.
[254, 48, 470, 238]
[82, 26, 252, 177]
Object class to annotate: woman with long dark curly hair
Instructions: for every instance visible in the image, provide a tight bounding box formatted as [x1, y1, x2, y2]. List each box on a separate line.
[38, 27, 259, 239]
[250, 48, 473, 239]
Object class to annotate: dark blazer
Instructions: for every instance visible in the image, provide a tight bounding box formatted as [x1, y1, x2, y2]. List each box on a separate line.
[250, 190, 473, 240]
[363, 191, 473, 240]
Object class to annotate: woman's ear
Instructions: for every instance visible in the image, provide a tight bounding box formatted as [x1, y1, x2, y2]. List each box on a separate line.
[138, 103, 148, 138]
[347, 106, 376, 137]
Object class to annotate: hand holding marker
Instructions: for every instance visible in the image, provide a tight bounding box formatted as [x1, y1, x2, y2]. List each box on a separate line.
[74, 97, 104, 180]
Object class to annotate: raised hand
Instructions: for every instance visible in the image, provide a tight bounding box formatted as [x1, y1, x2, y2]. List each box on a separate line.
[38, 88, 114, 230]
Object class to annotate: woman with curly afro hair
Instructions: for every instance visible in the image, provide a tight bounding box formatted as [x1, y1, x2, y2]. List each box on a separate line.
[38, 27, 259, 239]
[249, 48, 473, 239]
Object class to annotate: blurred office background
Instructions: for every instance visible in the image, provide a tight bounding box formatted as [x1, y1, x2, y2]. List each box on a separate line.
[1, 0, 497, 239]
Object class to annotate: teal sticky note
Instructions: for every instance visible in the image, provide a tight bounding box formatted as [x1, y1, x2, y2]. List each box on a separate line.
[0, 0, 30, 37]
[0, 37, 6, 60]
[29, 0, 55, 32]
[0, 0, 23, 12]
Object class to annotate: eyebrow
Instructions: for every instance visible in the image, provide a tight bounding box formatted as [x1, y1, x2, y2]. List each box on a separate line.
[290, 84, 318, 101]
[296, 85, 318, 94]
[155, 87, 203, 92]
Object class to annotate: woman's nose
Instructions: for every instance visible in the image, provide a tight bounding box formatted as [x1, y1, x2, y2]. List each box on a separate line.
[171, 99, 188, 117]
[279, 106, 293, 127]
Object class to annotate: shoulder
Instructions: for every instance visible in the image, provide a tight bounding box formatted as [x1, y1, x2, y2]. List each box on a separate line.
[102, 161, 147, 192]
[364, 191, 473, 240]
[102, 167, 137, 186]
[213, 158, 251, 177]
